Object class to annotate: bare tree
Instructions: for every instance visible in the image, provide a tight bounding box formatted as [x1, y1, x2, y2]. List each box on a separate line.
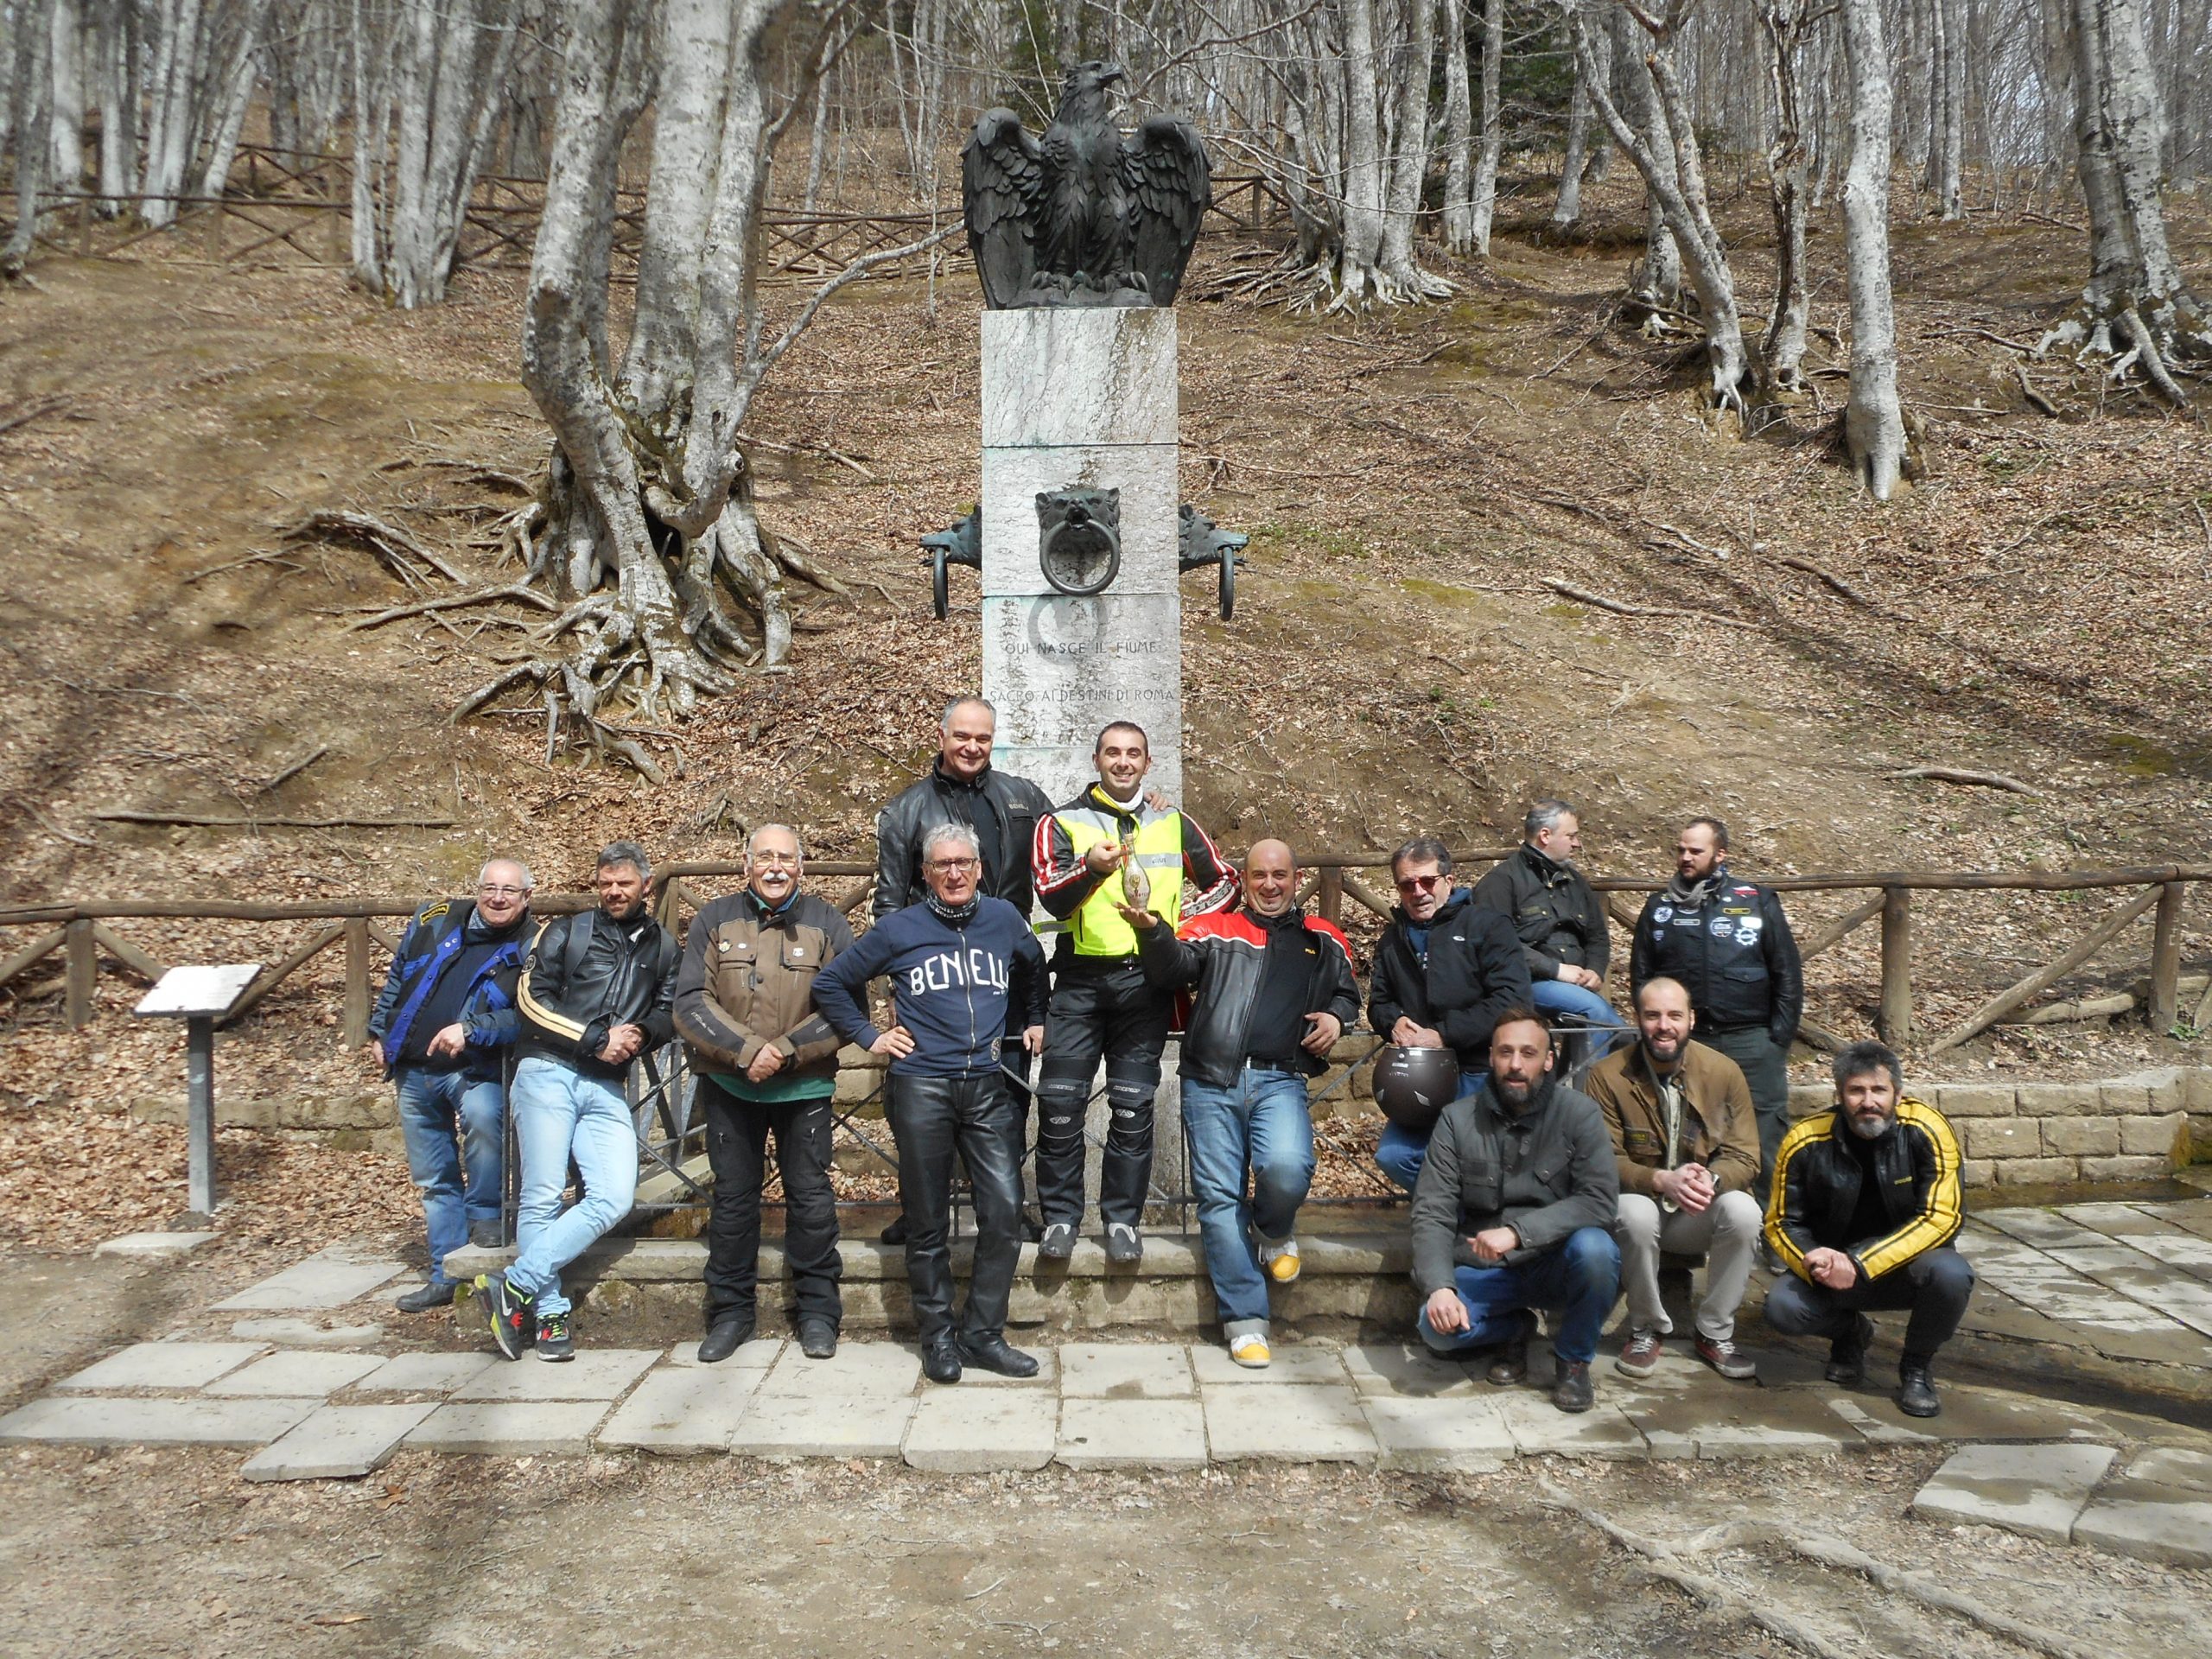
[1839, 0, 1906, 494]
[1465, 0, 1502, 253]
[2038, 0, 2212, 402]
[1552, 13, 1609, 228]
[1760, 0, 1814, 392]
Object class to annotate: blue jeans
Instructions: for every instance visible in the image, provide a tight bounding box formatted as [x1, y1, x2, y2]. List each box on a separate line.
[504, 1056, 638, 1319]
[1374, 1068, 1488, 1192]
[394, 1066, 505, 1287]
[1414, 1225, 1623, 1364]
[1531, 978, 1630, 1068]
[1182, 1066, 1315, 1336]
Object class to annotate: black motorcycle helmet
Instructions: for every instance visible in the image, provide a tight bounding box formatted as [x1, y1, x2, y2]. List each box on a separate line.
[1370, 1045, 1465, 1132]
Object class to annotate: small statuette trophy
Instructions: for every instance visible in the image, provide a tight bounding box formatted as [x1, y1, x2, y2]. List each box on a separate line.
[1121, 855, 1151, 918]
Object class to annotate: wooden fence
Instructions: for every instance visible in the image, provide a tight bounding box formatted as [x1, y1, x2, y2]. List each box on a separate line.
[10, 143, 1298, 282]
[2, 854, 2204, 1058]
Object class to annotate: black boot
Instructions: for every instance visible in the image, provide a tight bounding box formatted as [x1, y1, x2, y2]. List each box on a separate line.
[698, 1315, 754, 1363]
[1896, 1355, 1942, 1418]
[880, 1214, 908, 1247]
[957, 1333, 1040, 1378]
[922, 1334, 963, 1384]
[1485, 1313, 1533, 1387]
[1549, 1357, 1594, 1414]
[1826, 1313, 1873, 1387]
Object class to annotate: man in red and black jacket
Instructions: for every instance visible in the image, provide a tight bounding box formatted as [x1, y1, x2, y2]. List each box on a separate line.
[1122, 839, 1360, 1370]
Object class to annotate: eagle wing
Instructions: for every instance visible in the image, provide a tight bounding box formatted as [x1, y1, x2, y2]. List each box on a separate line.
[963, 109, 1045, 309]
[1120, 115, 1211, 304]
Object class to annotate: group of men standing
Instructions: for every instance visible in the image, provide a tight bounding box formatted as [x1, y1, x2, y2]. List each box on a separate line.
[366, 698, 1974, 1418]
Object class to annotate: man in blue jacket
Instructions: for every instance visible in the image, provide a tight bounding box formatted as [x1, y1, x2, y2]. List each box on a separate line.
[814, 823, 1048, 1384]
[365, 858, 533, 1313]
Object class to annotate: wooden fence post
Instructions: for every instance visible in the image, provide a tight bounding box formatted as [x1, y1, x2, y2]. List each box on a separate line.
[1878, 887, 1913, 1048]
[2149, 881, 2185, 1033]
[1317, 867, 1344, 928]
[342, 918, 372, 1046]
[64, 918, 97, 1029]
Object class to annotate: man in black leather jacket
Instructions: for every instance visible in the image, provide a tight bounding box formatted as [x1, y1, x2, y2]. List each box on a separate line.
[1367, 836, 1531, 1190]
[1630, 817, 1803, 1191]
[478, 842, 677, 1364]
[872, 696, 1054, 1247]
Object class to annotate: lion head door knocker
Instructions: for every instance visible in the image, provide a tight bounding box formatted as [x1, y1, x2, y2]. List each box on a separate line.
[1036, 487, 1122, 596]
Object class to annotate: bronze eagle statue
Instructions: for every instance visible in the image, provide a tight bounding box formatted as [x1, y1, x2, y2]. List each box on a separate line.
[962, 61, 1212, 308]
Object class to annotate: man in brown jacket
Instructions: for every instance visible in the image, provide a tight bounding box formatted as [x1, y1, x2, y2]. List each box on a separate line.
[673, 823, 855, 1363]
[1585, 976, 1763, 1382]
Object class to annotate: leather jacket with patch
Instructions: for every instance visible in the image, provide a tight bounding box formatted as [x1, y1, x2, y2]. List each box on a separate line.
[1629, 869, 1803, 1043]
[673, 888, 855, 1084]
[1767, 1098, 1964, 1283]
[1133, 907, 1361, 1090]
[1470, 842, 1611, 980]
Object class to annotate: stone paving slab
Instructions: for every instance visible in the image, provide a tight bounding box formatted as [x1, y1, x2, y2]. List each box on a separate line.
[904, 1389, 1058, 1472]
[351, 1351, 501, 1395]
[2122, 1445, 2212, 1490]
[213, 1249, 409, 1312]
[231, 1318, 387, 1349]
[596, 1366, 762, 1454]
[757, 1341, 920, 1396]
[204, 1350, 386, 1397]
[1621, 1384, 1859, 1459]
[2072, 1484, 2212, 1567]
[1360, 1396, 1513, 1472]
[1341, 1342, 1478, 1399]
[0, 1394, 322, 1447]
[1491, 1393, 1649, 1459]
[1826, 1396, 1944, 1446]
[95, 1230, 217, 1258]
[407, 1401, 613, 1455]
[1058, 1343, 1194, 1398]
[450, 1349, 659, 1403]
[1912, 1442, 2118, 1541]
[1055, 1396, 1209, 1469]
[242, 1402, 438, 1481]
[1203, 1383, 1377, 1464]
[728, 1391, 916, 1459]
[1188, 1344, 1350, 1387]
[664, 1338, 785, 1369]
[54, 1340, 269, 1392]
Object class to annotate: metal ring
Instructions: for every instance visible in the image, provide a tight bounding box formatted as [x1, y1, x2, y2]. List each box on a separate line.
[1039, 516, 1121, 595]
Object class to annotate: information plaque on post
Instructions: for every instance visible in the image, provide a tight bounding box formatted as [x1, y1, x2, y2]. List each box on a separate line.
[135, 963, 262, 1219]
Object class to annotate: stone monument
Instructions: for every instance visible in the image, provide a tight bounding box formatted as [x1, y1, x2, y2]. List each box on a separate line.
[957, 60, 1212, 804]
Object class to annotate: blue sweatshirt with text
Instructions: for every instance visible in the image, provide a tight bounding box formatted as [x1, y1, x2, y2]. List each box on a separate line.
[812, 898, 1049, 1077]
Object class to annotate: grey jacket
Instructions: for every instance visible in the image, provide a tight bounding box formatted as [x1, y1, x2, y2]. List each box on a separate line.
[1408, 1076, 1621, 1296]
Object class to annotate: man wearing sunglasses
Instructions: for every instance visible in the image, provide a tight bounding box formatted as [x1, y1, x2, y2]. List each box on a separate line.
[366, 857, 534, 1313]
[1367, 836, 1531, 1191]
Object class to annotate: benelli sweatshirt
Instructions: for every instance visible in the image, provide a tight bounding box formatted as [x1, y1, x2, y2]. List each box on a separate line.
[811, 897, 1049, 1078]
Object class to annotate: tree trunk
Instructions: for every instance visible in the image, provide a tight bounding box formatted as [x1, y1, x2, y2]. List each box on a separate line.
[49, 0, 83, 191]
[1336, 0, 1389, 298]
[4, 0, 57, 273]
[1554, 16, 1609, 227]
[1762, 0, 1811, 393]
[1467, 0, 1503, 253]
[1614, 0, 1680, 321]
[1440, 0, 1473, 250]
[1380, 0, 1441, 287]
[1839, 0, 1907, 496]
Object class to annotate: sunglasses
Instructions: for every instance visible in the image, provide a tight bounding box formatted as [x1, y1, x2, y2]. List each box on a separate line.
[1394, 873, 1446, 893]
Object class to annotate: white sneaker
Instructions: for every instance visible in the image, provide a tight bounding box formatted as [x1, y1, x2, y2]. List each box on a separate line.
[1259, 1235, 1301, 1284]
[1229, 1332, 1272, 1369]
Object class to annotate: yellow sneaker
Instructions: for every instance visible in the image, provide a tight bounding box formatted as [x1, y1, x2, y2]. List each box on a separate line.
[1260, 1236, 1301, 1284]
[1229, 1332, 1272, 1369]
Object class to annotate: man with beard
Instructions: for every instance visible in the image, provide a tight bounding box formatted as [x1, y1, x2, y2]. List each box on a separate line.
[1368, 836, 1531, 1191]
[1408, 1009, 1621, 1413]
[480, 842, 678, 1361]
[674, 823, 853, 1363]
[1764, 1040, 1971, 1418]
[814, 823, 1049, 1384]
[1630, 817, 1802, 1197]
[1585, 976, 1762, 1381]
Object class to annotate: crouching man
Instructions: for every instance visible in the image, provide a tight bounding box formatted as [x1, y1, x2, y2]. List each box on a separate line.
[1124, 839, 1359, 1369]
[1764, 1040, 1972, 1418]
[813, 823, 1048, 1384]
[1586, 976, 1764, 1381]
[1410, 1009, 1621, 1414]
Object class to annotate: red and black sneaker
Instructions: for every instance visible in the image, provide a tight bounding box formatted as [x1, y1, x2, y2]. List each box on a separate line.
[477, 1270, 533, 1361]
[535, 1311, 575, 1362]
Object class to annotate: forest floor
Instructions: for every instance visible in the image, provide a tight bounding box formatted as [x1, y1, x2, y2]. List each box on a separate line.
[1, 168, 2209, 1243]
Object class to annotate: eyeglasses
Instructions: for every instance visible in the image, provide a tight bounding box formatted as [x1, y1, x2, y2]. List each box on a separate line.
[1394, 873, 1446, 893]
[478, 885, 528, 899]
[750, 852, 799, 868]
[927, 857, 980, 873]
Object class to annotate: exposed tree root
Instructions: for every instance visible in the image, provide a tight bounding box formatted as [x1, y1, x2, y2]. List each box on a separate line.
[2036, 298, 2212, 407]
[283, 507, 469, 588]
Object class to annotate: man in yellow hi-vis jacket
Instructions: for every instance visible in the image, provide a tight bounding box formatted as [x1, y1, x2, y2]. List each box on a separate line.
[1030, 721, 1236, 1264]
[1764, 1039, 1972, 1419]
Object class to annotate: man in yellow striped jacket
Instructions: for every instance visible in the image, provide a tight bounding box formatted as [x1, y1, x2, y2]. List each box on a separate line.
[1763, 1040, 1973, 1419]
